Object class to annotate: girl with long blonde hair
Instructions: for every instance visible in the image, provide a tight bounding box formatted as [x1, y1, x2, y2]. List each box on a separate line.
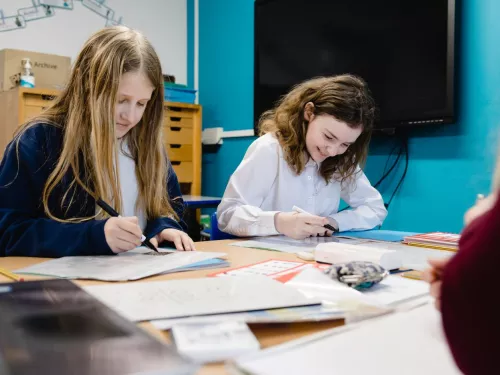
[217, 74, 387, 239]
[0, 26, 194, 256]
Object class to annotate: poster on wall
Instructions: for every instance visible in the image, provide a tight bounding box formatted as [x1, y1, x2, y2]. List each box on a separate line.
[0, 12, 26, 32]
[0, 0, 122, 32]
[106, 15, 123, 27]
[38, 0, 73, 10]
[82, 0, 114, 20]
[18, 4, 55, 22]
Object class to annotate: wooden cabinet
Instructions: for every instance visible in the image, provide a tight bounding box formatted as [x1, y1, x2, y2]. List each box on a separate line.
[164, 102, 202, 196]
[0, 87, 58, 156]
[0, 87, 202, 196]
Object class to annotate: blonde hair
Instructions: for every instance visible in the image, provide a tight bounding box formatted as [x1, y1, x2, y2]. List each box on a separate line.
[14, 26, 178, 223]
[259, 75, 376, 184]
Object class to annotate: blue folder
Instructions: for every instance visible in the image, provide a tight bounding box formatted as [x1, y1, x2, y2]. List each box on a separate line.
[334, 229, 420, 242]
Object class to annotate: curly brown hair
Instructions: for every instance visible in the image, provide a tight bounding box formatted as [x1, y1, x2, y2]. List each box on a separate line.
[259, 74, 376, 184]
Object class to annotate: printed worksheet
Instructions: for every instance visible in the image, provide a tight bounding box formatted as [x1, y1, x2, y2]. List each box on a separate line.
[84, 276, 321, 321]
[16, 251, 226, 281]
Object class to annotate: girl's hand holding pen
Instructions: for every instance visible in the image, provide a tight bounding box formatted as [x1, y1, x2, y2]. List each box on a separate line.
[274, 211, 331, 240]
[104, 216, 144, 253]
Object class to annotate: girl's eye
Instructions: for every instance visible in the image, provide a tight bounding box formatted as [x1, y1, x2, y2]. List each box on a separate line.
[137, 102, 146, 108]
[118, 99, 127, 104]
[324, 134, 333, 140]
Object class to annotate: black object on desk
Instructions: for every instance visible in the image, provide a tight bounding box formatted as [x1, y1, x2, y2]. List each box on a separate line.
[0, 279, 197, 375]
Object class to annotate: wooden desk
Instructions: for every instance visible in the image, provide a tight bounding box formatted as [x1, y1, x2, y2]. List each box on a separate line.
[0, 240, 344, 375]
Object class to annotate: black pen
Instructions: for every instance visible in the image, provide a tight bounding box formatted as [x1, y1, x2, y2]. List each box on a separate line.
[292, 205, 339, 233]
[96, 198, 158, 252]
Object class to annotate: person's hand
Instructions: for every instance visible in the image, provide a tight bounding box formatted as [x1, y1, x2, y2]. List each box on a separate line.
[274, 212, 331, 240]
[150, 228, 195, 251]
[422, 258, 451, 310]
[464, 193, 498, 226]
[104, 216, 143, 253]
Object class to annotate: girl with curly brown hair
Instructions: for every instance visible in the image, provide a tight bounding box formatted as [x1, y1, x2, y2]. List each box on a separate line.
[217, 74, 387, 239]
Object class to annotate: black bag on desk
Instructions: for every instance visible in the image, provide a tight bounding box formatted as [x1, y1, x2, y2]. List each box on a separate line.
[0, 279, 197, 375]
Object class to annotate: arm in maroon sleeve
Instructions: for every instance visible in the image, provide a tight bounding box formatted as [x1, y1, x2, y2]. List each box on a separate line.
[441, 196, 500, 375]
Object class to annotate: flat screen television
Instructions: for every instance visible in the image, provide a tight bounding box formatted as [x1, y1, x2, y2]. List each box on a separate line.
[254, 0, 458, 131]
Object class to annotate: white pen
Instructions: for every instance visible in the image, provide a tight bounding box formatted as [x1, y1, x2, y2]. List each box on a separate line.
[292, 205, 338, 232]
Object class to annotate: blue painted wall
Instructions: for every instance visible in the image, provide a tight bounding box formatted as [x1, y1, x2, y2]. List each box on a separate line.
[186, 0, 194, 89]
[198, 0, 500, 233]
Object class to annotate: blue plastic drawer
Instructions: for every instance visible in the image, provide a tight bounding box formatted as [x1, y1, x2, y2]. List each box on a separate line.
[164, 87, 197, 104]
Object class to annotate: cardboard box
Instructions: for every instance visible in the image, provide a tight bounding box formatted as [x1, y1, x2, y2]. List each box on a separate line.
[0, 49, 71, 91]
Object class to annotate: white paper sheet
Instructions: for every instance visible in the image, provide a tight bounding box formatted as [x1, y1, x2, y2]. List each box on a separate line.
[283, 268, 393, 323]
[361, 275, 429, 305]
[356, 241, 455, 270]
[16, 251, 226, 281]
[172, 321, 260, 364]
[83, 275, 321, 322]
[285, 268, 429, 308]
[232, 236, 454, 270]
[231, 236, 343, 253]
[285, 268, 378, 305]
[152, 304, 345, 331]
[231, 304, 461, 375]
[153, 268, 425, 331]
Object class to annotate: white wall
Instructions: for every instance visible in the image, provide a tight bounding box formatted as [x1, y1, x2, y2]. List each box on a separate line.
[0, 0, 187, 84]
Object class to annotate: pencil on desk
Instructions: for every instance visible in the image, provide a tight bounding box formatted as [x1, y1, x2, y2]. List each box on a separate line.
[0, 267, 24, 282]
[401, 271, 423, 281]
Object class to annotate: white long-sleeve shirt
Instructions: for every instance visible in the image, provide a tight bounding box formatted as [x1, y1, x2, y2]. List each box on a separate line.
[217, 133, 388, 237]
[95, 141, 147, 230]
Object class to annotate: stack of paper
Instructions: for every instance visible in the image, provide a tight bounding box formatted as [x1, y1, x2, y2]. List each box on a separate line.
[150, 268, 428, 330]
[231, 235, 456, 271]
[285, 268, 429, 309]
[152, 304, 345, 331]
[231, 235, 340, 253]
[209, 259, 329, 282]
[338, 240, 455, 271]
[230, 303, 461, 375]
[212, 262, 429, 309]
[165, 258, 229, 273]
[16, 251, 227, 281]
[403, 232, 460, 251]
[83, 275, 321, 322]
[335, 229, 418, 242]
[314, 242, 403, 270]
[172, 321, 260, 363]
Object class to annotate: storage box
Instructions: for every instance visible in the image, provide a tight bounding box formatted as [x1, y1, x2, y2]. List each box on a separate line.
[0, 49, 71, 91]
[164, 83, 197, 104]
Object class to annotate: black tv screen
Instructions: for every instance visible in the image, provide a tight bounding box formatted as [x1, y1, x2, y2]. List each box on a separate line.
[254, 0, 457, 130]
